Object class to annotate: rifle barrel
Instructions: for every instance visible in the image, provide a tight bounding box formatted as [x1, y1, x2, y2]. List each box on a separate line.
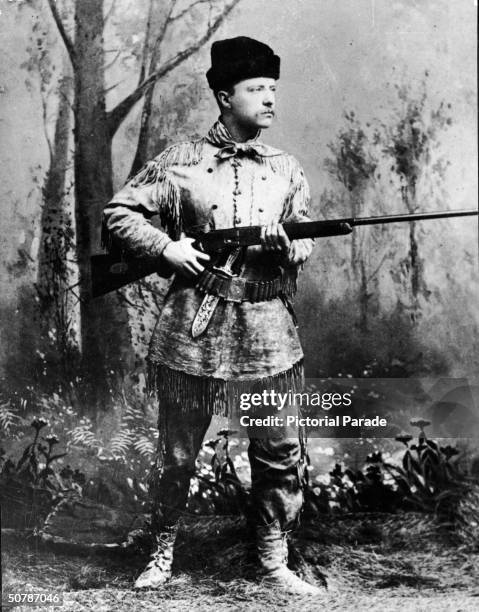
[352, 209, 478, 227]
[281, 209, 478, 241]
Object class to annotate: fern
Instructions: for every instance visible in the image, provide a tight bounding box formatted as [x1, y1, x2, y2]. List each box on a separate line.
[133, 435, 155, 458]
[67, 425, 100, 448]
[123, 404, 144, 423]
[0, 403, 22, 434]
[109, 429, 133, 459]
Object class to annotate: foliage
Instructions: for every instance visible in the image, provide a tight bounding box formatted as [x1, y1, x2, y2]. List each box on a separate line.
[0, 381, 158, 525]
[324, 110, 377, 194]
[0, 398, 24, 435]
[303, 420, 476, 529]
[300, 295, 450, 379]
[378, 76, 453, 308]
[315, 74, 456, 346]
[304, 81, 459, 374]
[381, 75, 452, 201]
[34, 204, 81, 388]
[325, 459, 401, 514]
[382, 420, 473, 521]
[2, 379, 477, 547]
[189, 430, 251, 516]
[193, 421, 476, 534]
[0, 416, 85, 529]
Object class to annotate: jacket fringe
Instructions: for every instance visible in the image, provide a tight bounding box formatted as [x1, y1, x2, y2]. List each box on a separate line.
[158, 171, 182, 240]
[280, 268, 298, 298]
[261, 153, 296, 180]
[147, 360, 305, 417]
[155, 138, 205, 169]
[262, 154, 311, 221]
[102, 139, 205, 250]
[282, 176, 310, 220]
[130, 139, 205, 181]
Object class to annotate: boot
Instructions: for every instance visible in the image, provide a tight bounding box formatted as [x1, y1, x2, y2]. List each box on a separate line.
[134, 523, 179, 589]
[256, 520, 323, 596]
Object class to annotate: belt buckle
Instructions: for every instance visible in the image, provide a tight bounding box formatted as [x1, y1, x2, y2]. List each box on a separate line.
[227, 276, 247, 302]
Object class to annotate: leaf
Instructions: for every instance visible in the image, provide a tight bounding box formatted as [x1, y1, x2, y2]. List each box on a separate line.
[0, 404, 22, 432]
[220, 463, 229, 481]
[68, 425, 100, 448]
[48, 453, 67, 462]
[109, 429, 133, 459]
[343, 468, 354, 481]
[16, 445, 33, 470]
[132, 436, 155, 458]
[226, 456, 239, 480]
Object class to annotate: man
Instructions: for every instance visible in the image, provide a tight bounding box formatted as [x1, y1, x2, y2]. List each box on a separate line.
[103, 36, 321, 595]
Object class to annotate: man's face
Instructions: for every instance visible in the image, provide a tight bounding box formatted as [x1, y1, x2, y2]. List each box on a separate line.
[222, 77, 277, 130]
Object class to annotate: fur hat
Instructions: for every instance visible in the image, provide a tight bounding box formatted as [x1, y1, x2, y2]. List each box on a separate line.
[206, 36, 280, 91]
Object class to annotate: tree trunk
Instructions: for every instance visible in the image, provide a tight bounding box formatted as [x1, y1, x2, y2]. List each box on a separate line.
[351, 195, 360, 278]
[74, 0, 132, 400]
[36, 69, 76, 384]
[359, 258, 369, 333]
[409, 222, 419, 296]
[404, 185, 422, 319]
[130, 84, 156, 177]
[129, 1, 175, 176]
[37, 73, 71, 302]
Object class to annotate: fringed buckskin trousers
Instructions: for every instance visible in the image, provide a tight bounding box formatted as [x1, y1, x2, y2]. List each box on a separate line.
[147, 368, 306, 531]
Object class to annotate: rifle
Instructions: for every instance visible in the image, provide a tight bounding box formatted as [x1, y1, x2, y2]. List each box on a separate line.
[90, 209, 478, 298]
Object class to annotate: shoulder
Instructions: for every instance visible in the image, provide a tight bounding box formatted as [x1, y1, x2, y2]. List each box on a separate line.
[260, 146, 307, 184]
[151, 137, 207, 169]
[128, 138, 207, 187]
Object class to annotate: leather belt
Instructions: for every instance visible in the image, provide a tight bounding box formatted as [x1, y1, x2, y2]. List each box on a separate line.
[195, 269, 289, 303]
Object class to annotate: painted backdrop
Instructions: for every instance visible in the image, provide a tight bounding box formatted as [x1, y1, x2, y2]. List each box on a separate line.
[0, 0, 477, 394]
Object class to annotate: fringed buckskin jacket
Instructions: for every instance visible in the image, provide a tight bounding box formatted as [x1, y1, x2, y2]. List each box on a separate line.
[103, 120, 314, 416]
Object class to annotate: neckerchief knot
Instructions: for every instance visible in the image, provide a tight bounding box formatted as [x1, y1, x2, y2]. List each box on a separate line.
[206, 119, 283, 161]
[215, 142, 265, 160]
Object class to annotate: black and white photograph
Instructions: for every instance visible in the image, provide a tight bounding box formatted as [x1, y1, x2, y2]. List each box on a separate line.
[0, 1, 478, 610]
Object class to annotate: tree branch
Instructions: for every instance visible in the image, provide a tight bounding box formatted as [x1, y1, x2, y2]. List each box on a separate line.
[151, 0, 178, 69]
[367, 252, 389, 284]
[104, 0, 118, 25]
[104, 80, 125, 95]
[106, 0, 241, 137]
[170, 0, 211, 23]
[138, 0, 177, 85]
[46, 0, 76, 68]
[104, 48, 122, 71]
[127, 1, 178, 175]
[57, 77, 75, 112]
[40, 86, 53, 165]
[138, 0, 156, 85]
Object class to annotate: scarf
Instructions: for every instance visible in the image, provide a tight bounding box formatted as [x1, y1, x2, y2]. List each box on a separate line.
[206, 119, 283, 161]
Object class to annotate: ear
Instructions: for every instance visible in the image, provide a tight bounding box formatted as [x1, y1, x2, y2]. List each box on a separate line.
[217, 89, 232, 110]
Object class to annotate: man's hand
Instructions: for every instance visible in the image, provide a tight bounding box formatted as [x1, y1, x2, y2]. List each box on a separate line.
[162, 238, 210, 278]
[261, 221, 291, 253]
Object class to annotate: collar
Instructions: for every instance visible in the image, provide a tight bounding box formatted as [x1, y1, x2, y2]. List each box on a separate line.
[206, 119, 283, 160]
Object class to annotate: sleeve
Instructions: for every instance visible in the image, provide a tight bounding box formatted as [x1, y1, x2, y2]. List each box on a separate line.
[102, 158, 182, 264]
[279, 158, 314, 267]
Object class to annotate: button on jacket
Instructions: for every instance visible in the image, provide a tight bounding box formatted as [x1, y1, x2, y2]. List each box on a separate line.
[103, 120, 314, 414]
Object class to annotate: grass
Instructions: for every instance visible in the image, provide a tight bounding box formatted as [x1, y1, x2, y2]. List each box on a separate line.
[2, 514, 479, 611]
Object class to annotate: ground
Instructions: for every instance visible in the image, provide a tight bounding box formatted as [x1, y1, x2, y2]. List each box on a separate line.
[2, 514, 478, 611]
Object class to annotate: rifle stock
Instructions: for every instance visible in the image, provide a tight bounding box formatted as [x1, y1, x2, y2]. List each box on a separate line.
[90, 209, 477, 298]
